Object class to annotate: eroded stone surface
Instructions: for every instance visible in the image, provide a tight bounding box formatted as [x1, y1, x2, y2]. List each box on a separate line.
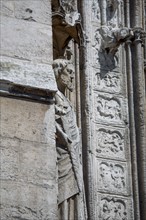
[1, 16, 53, 64]
[0, 97, 58, 220]
[0, 56, 57, 92]
[1, 0, 52, 25]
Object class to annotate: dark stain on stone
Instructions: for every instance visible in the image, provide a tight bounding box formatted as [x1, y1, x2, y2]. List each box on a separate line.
[25, 8, 33, 13]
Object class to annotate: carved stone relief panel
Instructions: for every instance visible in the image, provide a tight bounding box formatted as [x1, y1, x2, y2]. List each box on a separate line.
[93, 69, 123, 94]
[94, 93, 128, 126]
[97, 160, 130, 194]
[97, 194, 134, 220]
[95, 126, 129, 160]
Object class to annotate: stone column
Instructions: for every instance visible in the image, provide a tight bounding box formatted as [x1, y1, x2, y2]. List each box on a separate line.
[130, 0, 146, 219]
[0, 1, 58, 219]
[79, 0, 135, 219]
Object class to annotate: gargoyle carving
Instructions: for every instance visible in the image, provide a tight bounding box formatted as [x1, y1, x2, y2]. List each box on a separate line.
[100, 26, 133, 54]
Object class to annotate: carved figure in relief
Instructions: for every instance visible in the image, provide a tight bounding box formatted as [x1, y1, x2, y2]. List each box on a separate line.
[95, 71, 121, 93]
[97, 96, 121, 120]
[97, 129, 124, 155]
[102, 73, 120, 87]
[99, 198, 128, 220]
[99, 163, 111, 188]
[53, 59, 87, 220]
[111, 165, 125, 189]
[99, 162, 125, 190]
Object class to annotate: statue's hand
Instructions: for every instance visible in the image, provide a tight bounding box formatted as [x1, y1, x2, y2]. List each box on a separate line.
[55, 105, 66, 115]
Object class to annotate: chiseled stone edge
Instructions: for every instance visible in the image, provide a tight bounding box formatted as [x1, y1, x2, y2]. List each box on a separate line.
[0, 80, 56, 104]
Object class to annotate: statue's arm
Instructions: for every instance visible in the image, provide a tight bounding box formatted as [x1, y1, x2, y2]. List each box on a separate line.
[56, 121, 72, 147]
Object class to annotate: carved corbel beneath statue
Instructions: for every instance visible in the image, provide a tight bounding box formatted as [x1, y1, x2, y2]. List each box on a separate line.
[100, 26, 133, 54]
[52, 0, 84, 59]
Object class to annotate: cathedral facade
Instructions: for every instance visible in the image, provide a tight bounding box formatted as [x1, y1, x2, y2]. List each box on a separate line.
[0, 1, 146, 219]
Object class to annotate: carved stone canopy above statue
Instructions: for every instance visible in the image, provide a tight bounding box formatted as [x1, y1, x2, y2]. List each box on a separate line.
[52, 0, 84, 59]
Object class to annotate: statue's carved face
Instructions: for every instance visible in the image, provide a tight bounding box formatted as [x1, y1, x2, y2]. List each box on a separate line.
[60, 64, 75, 92]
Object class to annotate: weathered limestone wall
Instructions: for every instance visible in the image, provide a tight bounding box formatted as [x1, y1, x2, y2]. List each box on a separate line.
[1, 0, 55, 91]
[1, 97, 57, 220]
[0, 1, 58, 219]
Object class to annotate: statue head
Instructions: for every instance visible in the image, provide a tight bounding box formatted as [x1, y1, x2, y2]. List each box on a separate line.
[53, 59, 75, 93]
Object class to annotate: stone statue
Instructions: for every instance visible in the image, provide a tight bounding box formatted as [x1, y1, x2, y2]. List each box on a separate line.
[53, 59, 87, 220]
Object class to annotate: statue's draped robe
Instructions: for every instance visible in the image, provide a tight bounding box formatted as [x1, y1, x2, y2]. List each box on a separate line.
[55, 91, 87, 220]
